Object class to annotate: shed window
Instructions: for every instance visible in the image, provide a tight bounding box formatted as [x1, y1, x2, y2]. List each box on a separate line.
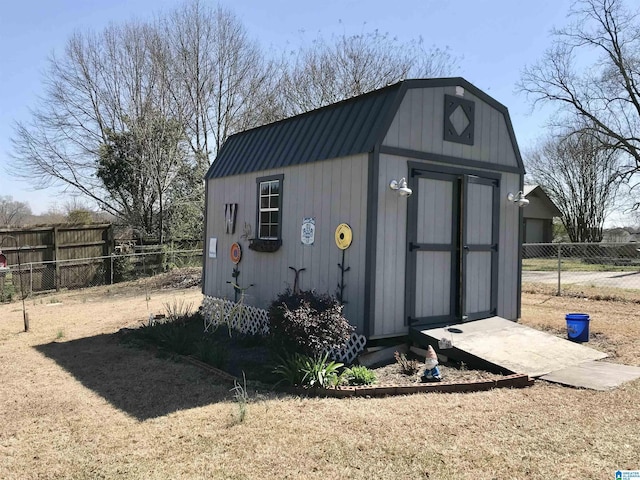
[257, 174, 284, 240]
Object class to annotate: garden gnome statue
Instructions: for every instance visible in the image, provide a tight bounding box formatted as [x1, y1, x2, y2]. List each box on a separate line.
[421, 345, 442, 382]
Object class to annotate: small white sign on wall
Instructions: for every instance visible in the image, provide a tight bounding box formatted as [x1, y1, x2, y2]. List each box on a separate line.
[209, 237, 217, 258]
[301, 217, 315, 245]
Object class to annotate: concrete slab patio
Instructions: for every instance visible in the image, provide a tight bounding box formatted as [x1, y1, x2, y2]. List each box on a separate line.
[540, 361, 640, 391]
[414, 316, 608, 378]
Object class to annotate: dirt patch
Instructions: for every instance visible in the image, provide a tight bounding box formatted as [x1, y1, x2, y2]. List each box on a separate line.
[371, 359, 505, 385]
[146, 267, 202, 290]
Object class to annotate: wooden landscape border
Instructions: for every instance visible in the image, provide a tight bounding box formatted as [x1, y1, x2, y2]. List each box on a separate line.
[180, 354, 534, 396]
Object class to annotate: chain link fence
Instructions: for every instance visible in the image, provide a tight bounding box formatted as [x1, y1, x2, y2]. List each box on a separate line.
[0, 249, 202, 301]
[522, 243, 640, 295]
[6, 241, 640, 302]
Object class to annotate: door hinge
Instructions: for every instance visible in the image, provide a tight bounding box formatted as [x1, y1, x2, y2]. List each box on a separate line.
[409, 242, 421, 252]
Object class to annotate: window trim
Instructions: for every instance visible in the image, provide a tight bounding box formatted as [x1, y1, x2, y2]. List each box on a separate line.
[255, 174, 284, 241]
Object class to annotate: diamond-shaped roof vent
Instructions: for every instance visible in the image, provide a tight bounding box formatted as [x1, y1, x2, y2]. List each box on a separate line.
[449, 105, 470, 136]
[443, 94, 475, 145]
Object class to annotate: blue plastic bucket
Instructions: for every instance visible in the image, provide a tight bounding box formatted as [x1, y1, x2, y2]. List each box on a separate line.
[566, 313, 590, 342]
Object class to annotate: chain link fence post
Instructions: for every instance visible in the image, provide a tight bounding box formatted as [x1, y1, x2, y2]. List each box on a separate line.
[557, 243, 562, 296]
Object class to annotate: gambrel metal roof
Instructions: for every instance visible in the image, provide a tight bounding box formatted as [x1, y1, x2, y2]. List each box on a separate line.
[206, 78, 524, 179]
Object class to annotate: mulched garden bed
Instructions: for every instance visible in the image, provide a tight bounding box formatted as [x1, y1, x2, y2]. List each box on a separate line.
[121, 317, 533, 396]
[215, 333, 509, 386]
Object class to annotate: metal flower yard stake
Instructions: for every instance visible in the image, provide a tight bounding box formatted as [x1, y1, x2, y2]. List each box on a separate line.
[335, 223, 353, 305]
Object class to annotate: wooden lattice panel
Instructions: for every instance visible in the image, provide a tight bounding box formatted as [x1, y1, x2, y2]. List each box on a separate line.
[202, 296, 270, 336]
[201, 297, 366, 364]
[327, 333, 367, 364]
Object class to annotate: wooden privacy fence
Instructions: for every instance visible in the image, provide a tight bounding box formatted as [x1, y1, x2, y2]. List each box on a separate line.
[0, 249, 202, 299]
[0, 224, 113, 292]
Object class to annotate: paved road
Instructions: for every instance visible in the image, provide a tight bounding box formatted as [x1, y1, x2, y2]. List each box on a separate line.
[523, 270, 640, 289]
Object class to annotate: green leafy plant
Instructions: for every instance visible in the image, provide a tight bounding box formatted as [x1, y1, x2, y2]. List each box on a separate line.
[268, 289, 354, 357]
[344, 365, 377, 385]
[301, 352, 344, 388]
[272, 352, 308, 387]
[394, 351, 421, 375]
[273, 352, 344, 388]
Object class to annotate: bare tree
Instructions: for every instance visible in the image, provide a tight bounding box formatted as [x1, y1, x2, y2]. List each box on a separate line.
[0, 196, 32, 227]
[519, 0, 640, 179]
[526, 128, 622, 242]
[9, 21, 166, 218]
[10, 1, 457, 240]
[159, 1, 281, 162]
[280, 32, 458, 115]
[132, 112, 189, 243]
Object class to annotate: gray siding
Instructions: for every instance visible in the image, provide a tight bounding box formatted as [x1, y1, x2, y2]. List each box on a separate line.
[383, 87, 519, 169]
[497, 172, 521, 319]
[374, 154, 409, 337]
[204, 154, 369, 333]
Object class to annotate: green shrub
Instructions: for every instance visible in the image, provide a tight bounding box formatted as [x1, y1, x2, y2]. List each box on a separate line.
[112, 255, 134, 283]
[1, 272, 15, 303]
[268, 289, 354, 357]
[345, 365, 377, 385]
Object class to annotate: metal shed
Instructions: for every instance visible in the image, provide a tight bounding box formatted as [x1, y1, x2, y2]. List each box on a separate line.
[203, 78, 525, 339]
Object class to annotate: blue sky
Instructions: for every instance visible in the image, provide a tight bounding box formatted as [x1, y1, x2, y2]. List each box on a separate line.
[0, 0, 573, 214]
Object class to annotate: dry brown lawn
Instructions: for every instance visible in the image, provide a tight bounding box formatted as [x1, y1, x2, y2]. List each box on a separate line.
[1, 281, 639, 479]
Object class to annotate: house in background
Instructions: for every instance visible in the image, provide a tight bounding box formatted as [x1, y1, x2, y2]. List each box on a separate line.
[522, 185, 561, 243]
[203, 78, 526, 339]
[601, 227, 640, 243]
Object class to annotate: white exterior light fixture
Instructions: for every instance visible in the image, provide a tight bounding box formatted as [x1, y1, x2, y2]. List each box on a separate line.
[389, 177, 413, 197]
[507, 191, 529, 207]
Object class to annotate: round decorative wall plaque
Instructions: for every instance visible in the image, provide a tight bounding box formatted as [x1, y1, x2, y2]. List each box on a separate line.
[230, 242, 242, 264]
[335, 223, 353, 250]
